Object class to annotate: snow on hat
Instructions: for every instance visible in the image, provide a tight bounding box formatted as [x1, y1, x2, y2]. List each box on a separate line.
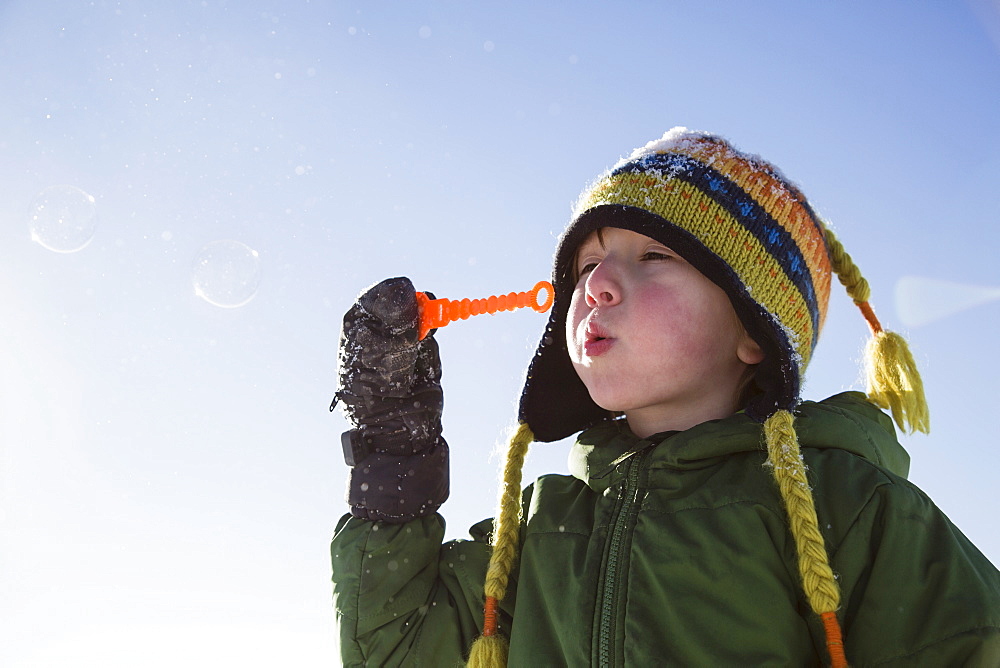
[467, 129, 928, 668]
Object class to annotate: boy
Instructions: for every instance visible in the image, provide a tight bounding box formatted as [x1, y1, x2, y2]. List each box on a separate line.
[331, 129, 1000, 666]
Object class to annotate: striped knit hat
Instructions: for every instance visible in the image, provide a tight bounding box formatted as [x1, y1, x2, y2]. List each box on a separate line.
[467, 128, 929, 668]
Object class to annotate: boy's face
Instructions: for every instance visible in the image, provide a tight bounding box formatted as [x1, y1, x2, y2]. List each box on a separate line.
[566, 227, 763, 437]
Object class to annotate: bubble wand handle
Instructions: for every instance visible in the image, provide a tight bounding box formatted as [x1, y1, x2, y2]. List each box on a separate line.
[416, 280, 554, 340]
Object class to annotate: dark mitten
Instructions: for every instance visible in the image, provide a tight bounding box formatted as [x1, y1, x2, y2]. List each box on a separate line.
[334, 277, 448, 523]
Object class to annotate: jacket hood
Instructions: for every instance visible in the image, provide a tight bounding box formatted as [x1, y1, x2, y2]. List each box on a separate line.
[569, 392, 909, 494]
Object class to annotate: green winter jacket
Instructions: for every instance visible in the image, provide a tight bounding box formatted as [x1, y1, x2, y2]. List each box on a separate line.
[331, 393, 1000, 666]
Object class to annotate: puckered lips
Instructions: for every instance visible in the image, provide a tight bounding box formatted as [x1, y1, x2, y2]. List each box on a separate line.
[582, 319, 614, 357]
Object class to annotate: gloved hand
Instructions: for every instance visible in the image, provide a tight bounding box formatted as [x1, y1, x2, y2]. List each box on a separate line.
[333, 277, 448, 523]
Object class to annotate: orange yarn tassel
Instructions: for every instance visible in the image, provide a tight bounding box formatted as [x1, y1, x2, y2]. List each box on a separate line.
[482, 596, 500, 637]
[821, 611, 848, 668]
[857, 301, 883, 334]
[416, 280, 554, 340]
[468, 596, 509, 666]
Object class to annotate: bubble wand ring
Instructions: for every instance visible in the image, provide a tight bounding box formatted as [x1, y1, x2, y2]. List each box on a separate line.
[415, 280, 554, 340]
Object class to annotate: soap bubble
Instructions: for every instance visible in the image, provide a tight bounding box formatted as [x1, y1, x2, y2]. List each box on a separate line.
[28, 185, 98, 253]
[191, 240, 262, 308]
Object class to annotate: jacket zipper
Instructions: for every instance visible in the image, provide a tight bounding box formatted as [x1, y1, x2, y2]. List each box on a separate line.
[597, 449, 648, 667]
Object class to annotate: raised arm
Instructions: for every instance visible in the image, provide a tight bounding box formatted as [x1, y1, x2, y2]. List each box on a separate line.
[330, 277, 491, 666]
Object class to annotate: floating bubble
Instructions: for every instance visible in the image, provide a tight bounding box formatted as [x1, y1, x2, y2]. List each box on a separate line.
[191, 240, 262, 308]
[28, 185, 98, 253]
[895, 275, 1000, 328]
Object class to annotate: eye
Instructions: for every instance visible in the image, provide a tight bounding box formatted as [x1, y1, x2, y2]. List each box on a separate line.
[577, 261, 599, 277]
[641, 250, 674, 262]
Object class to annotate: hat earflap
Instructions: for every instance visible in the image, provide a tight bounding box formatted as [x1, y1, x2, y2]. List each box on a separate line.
[824, 228, 930, 434]
[467, 422, 534, 668]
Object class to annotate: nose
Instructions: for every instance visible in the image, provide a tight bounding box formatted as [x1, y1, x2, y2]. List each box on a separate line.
[584, 260, 621, 308]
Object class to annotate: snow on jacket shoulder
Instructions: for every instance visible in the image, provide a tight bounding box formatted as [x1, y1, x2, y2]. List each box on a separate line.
[330, 392, 1000, 666]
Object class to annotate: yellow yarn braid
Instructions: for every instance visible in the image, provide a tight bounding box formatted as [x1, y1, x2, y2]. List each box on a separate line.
[764, 410, 841, 615]
[824, 227, 870, 305]
[467, 422, 534, 668]
[824, 227, 930, 434]
[765, 410, 849, 666]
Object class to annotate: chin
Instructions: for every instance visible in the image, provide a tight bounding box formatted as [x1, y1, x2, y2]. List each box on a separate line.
[577, 371, 640, 413]
[585, 390, 633, 414]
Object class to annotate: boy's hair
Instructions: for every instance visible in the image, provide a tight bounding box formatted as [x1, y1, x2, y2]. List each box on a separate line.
[467, 129, 929, 668]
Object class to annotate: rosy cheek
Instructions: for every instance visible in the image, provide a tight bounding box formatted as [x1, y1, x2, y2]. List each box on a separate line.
[633, 288, 704, 349]
[634, 284, 680, 316]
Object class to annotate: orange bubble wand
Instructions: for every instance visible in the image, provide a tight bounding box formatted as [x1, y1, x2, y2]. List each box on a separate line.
[415, 280, 554, 340]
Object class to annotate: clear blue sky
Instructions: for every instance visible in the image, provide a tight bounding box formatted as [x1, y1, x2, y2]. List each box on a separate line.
[2, 1, 998, 665]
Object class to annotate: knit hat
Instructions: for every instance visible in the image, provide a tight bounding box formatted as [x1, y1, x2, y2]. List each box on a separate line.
[467, 128, 929, 668]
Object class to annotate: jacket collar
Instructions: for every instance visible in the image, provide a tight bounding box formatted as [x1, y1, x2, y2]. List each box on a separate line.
[568, 392, 909, 495]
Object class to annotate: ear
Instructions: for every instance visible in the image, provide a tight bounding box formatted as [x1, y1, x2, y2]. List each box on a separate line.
[737, 331, 765, 365]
